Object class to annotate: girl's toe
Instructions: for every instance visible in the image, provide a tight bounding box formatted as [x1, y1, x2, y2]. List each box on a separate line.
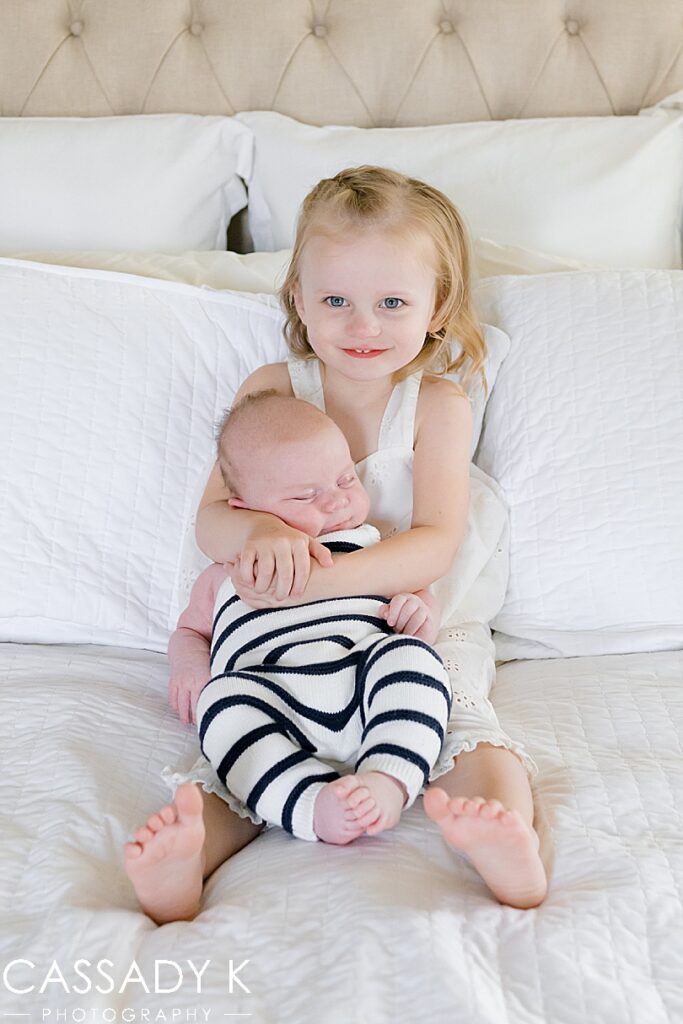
[480, 800, 504, 819]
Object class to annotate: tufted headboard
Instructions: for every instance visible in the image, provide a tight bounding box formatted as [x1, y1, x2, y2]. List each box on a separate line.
[0, 0, 681, 124]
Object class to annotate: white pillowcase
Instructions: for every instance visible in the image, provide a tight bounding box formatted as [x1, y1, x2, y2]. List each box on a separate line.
[0, 258, 506, 651]
[474, 271, 683, 660]
[0, 259, 286, 651]
[237, 110, 683, 269]
[10, 249, 292, 293]
[9, 239, 590, 290]
[0, 115, 252, 252]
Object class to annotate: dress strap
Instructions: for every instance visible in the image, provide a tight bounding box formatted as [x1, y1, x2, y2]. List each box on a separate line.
[287, 355, 325, 412]
[288, 355, 421, 450]
[378, 369, 423, 450]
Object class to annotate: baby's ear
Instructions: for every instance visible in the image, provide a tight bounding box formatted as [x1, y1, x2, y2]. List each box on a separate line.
[227, 496, 248, 509]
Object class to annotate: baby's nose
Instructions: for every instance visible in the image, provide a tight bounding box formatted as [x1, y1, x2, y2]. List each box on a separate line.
[320, 489, 348, 511]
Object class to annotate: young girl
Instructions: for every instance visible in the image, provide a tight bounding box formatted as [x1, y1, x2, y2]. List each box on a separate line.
[124, 166, 548, 923]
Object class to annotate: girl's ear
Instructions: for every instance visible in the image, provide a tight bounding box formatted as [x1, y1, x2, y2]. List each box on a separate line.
[427, 308, 442, 335]
[292, 282, 307, 324]
[227, 496, 248, 509]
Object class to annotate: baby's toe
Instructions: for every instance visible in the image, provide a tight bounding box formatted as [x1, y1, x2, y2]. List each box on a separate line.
[345, 796, 376, 820]
[345, 785, 371, 809]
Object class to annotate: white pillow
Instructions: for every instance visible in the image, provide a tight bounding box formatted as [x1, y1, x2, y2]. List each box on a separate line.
[0, 258, 287, 651]
[473, 238, 594, 277]
[0, 116, 252, 252]
[9, 241, 588, 291]
[237, 110, 683, 269]
[0, 258, 506, 651]
[10, 249, 292, 293]
[474, 271, 683, 659]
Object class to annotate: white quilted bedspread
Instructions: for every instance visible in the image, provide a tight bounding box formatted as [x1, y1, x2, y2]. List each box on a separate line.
[1, 641, 682, 1023]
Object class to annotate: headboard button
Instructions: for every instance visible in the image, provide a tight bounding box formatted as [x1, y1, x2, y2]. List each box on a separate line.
[69, 21, 84, 36]
[190, 22, 203, 36]
[565, 18, 579, 35]
[313, 24, 328, 38]
[439, 19, 455, 34]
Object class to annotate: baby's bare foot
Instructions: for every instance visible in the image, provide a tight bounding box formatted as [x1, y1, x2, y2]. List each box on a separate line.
[423, 788, 547, 909]
[124, 782, 206, 924]
[313, 775, 384, 844]
[359, 771, 407, 836]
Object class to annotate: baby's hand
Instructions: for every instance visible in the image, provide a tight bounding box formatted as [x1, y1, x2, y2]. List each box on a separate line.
[228, 558, 300, 609]
[168, 666, 209, 726]
[379, 590, 441, 645]
[237, 519, 333, 600]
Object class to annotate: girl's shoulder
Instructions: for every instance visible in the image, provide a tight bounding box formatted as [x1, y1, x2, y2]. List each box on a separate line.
[234, 361, 293, 401]
[419, 372, 469, 404]
[415, 372, 472, 440]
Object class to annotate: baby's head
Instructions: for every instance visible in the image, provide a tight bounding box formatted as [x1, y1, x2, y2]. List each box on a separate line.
[217, 390, 370, 537]
[279, 164, 486, 391]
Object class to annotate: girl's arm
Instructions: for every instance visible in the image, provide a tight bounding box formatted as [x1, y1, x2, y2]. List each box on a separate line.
[195, 363, 333, 596]
[231, 379, 472, 605]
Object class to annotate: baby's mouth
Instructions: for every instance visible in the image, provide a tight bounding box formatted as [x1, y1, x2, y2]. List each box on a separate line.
[326, 515, 352, 531]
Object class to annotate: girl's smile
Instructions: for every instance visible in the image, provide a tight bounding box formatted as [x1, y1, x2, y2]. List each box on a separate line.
[294, 228, 438, 382]
[342, 347, 386, 358]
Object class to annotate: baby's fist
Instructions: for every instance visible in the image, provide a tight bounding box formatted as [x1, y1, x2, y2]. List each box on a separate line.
[380, 590, 440, 645]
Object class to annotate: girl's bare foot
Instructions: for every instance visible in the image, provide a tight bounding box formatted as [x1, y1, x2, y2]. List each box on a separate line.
[313, 772, 406, 844]
[124, 783, 206, 924]
[423, 788, 547, 909]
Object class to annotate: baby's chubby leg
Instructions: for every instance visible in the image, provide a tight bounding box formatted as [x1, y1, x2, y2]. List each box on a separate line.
[313, 771, 407, 844]
[124, 785, 262, 925]
[424, 744, 547, 909]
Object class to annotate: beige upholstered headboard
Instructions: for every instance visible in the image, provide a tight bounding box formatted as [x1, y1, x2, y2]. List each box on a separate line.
[1, 0, 681, 123]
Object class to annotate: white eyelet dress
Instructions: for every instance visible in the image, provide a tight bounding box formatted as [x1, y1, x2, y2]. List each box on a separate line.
[286, 355, 537, 779]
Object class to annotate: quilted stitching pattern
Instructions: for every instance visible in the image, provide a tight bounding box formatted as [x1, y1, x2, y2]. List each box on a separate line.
[0, 260, 287, 650]
[1, 642, 682, 1021]
[475, 271, 683, 659]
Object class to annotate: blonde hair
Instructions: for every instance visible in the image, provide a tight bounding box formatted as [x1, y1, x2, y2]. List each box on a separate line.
[279, 165, 487, 393]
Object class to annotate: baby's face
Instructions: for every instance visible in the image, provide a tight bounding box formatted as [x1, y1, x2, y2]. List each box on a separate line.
[233, 423, 370, 537]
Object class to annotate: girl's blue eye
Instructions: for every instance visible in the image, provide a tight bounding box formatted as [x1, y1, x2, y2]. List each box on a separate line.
[381, 297, 403, 309]
[326, 296, 347, 307]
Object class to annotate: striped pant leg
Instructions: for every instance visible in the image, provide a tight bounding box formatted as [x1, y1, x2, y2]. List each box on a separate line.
[354, 635, 452, 806]
[196, 671, 340, 842]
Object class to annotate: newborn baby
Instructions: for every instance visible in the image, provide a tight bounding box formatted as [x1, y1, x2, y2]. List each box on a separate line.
[169, 390, 453, 844]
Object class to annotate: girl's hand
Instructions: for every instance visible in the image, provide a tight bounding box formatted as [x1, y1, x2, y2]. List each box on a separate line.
[168, 665, 208, 726]
[379, 590, 441, 645]
[237, 521, 333, 600]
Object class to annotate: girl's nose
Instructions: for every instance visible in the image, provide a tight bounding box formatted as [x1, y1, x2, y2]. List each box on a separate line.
[348, 311, 381, 339]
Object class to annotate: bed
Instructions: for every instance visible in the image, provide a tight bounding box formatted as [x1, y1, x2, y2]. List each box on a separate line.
[1, 3, 683, 1022]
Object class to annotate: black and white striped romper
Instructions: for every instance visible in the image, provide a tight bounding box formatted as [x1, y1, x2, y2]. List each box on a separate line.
[195, 523, 452, 841]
